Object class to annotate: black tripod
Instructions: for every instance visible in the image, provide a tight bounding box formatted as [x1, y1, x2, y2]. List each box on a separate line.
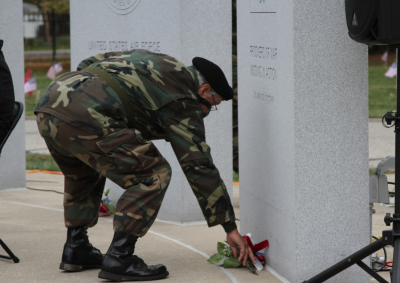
[303, 49, 400, 283]
[0, 239, 19, 263]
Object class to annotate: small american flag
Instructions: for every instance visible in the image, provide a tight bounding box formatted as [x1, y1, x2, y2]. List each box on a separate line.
[381, 50, 388, 63]
[54, 62, 63, 74]
[385, 62, 397, 78]
[47, 62, 63, 80]
[24, 77, 37, 93]
[47, 64, 56, 80]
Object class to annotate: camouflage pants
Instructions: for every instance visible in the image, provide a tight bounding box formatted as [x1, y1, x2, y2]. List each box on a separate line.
[36, 113, 172, 237]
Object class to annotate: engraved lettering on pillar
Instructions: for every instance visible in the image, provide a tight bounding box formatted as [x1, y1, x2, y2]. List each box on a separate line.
[249, 5, 278, 104]
[87, 40, 161, 52]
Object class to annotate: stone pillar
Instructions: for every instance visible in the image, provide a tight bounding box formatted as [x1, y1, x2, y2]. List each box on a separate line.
[70, 0, 232, 223]
[0, 0, 26, 191]
[237, 0, 369, 282]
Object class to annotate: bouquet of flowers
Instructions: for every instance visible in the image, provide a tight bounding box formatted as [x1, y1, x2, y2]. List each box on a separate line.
[207, 233, 269, 275]
[99, 188, 115, 217]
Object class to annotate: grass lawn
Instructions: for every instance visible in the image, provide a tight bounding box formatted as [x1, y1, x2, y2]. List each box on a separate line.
[26, 154, 60, 171]
[369, 62, 397, 118]
[233, 171, 239, 182]
[24, 36, 70, 51]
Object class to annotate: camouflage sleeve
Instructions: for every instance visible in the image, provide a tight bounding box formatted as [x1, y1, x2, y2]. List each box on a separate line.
[77, 51, 133, 71]
[162, 100, 237, 233]
[76, 53, 107, 71]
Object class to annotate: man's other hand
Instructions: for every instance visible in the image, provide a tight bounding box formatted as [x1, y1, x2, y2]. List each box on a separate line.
[226, 229, 256, 266]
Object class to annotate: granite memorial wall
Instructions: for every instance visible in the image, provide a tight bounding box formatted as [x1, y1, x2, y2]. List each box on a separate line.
[0, 0, 26, 191]
[70, 0, 232, 223]
[238, 0, 370, 282]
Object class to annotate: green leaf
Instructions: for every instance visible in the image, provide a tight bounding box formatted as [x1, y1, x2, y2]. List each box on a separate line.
[217, 242, 227, 255]
[207, 253, 226, 265]
[104, 202, 115, 214]
[223, 257, 242, 268]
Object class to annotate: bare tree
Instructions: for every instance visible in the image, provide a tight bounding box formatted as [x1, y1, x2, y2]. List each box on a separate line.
[24, 0, 70, 44]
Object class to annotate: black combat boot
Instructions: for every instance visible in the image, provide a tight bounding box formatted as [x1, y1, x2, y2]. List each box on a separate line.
[98, 232, 169, 281]
[59, 226, 103, 272]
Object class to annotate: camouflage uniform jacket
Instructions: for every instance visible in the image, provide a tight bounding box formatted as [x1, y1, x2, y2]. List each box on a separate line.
[34, 49, 236, 232]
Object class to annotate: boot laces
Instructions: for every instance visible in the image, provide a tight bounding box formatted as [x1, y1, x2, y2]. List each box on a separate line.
[84, 227, 101, 253]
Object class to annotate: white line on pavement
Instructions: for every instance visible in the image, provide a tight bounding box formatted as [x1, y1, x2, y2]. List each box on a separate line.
[149, 230, 239, 283]
[3, 200, 289, 283]
[265, 265, 291, 283]
[0, 187, 27, 192]
[154, 219, 206, 226]
[0, 200, 63, 212]
[2, 200, 238, 282]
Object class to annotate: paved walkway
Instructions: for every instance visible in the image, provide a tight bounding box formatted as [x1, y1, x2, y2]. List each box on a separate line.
[25, 117, 49, 155]
[0, 173, 282, 283]
[369, 119, 395, 169]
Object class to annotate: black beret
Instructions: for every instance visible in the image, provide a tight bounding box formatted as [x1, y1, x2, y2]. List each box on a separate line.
[192, 57, 233, 101]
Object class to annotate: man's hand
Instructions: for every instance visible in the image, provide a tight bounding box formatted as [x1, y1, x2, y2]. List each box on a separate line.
[226, 229, 256, 266]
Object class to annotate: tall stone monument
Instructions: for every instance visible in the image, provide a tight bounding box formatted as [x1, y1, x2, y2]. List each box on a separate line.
[238, 0, 369, 282]
[0, 0, 26, 191]
[70, 0, 232, 223]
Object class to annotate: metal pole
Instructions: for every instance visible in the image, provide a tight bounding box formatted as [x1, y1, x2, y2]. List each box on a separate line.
[392, 47, 400, 282]
[52, 9, 56, 63]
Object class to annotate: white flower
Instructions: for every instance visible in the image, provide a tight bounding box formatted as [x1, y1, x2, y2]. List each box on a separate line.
[223, 245, 234, 257]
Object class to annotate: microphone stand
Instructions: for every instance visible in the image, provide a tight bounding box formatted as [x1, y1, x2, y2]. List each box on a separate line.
[0, 239, 19, 263]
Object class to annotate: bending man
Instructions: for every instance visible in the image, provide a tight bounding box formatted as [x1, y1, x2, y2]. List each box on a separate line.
[35, 49, 255, 281]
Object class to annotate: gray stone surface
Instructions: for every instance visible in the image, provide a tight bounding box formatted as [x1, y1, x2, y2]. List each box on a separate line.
[70, 0, 232, 223]
[237, 1, 369, 282]
[0, 0, 26, 190]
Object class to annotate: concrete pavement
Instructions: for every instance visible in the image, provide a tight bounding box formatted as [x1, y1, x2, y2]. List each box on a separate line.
[25, 117, 49, 155]
[0, 173, 282, 283]
[369, 119, 395, 169]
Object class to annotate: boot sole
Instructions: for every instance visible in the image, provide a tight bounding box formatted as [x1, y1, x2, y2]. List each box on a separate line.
[98, 270, 169, 281]
[60, 262, 102, 272]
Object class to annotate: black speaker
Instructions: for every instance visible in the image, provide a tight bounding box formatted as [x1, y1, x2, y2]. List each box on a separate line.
[345, 0, 400, 45]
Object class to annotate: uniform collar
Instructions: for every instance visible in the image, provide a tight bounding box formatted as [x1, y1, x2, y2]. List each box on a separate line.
[194, 92, 211, 118]
[186, 65, 199, 90]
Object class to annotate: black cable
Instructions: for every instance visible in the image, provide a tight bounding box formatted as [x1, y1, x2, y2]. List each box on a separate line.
[26, 187, 64, 194]
[372, 236, 387, 272]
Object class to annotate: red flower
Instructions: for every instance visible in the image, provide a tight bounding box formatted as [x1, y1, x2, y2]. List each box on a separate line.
[99, 204, 110, 217]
